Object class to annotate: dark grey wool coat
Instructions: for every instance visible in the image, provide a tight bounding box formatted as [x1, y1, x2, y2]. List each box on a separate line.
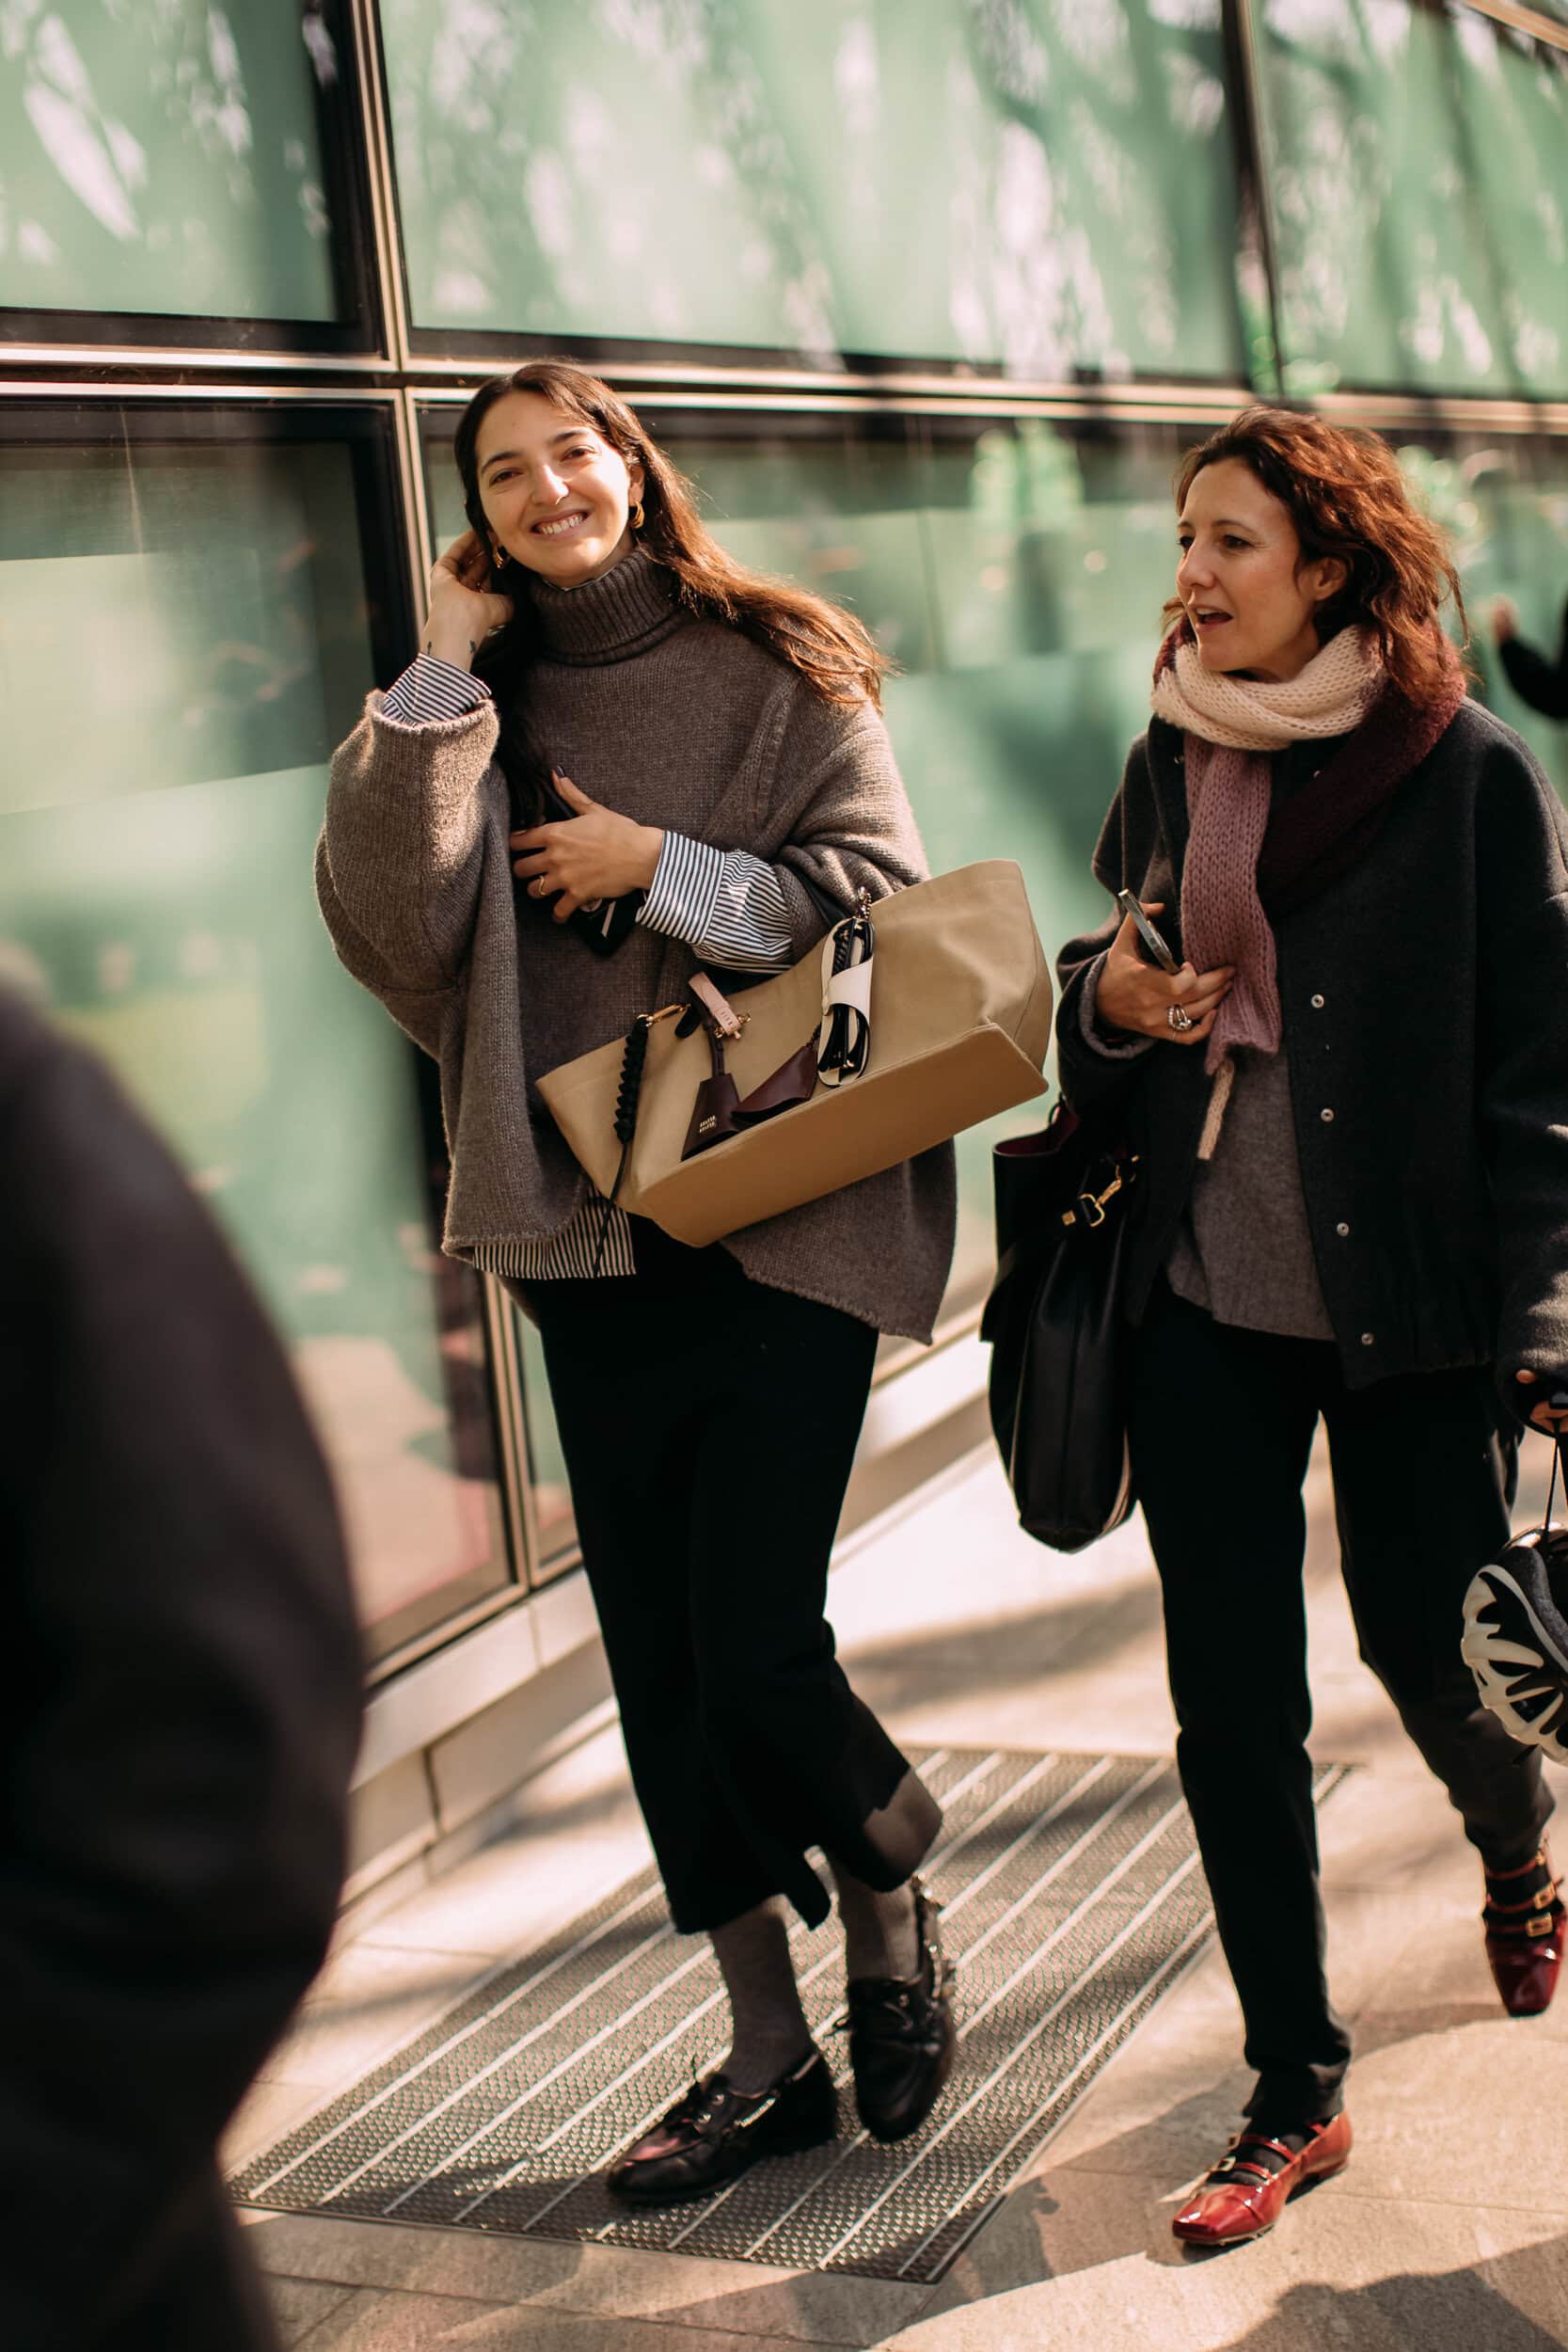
[1055, 699, 1568, 1406]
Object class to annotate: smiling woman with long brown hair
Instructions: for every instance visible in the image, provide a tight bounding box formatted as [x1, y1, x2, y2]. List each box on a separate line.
[316, 359, 958, 2206]
[1056, 405, 1568, 2248]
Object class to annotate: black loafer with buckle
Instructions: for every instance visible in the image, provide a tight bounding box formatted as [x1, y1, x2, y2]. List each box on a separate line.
[606, 2046, 836, 2206]
[845, 1876, 956, 2143]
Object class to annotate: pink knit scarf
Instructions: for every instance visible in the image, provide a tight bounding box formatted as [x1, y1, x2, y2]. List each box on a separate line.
[1152, 627, 1384, 1083]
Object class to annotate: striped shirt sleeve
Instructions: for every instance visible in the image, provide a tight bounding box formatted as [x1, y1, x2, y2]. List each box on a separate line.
[638, 834, 796, 973]
[379, 652, 493, 725]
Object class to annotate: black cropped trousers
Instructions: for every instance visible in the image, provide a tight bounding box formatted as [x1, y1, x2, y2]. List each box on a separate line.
[518, 1221, 930, 1933]
[1127, 1280, 1552, 2126]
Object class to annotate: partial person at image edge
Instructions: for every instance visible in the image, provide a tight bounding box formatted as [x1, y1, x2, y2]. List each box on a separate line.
[1057, 404, 1568, 2251]
[0, 987, 363, 2351]
[1492, 590, 1568, 722]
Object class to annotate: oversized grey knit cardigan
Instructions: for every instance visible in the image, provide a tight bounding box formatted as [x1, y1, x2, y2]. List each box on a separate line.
[316, 549, 957, 1342]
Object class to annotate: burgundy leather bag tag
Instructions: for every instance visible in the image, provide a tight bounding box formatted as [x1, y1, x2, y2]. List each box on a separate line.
[682, 1037, 818, 1160]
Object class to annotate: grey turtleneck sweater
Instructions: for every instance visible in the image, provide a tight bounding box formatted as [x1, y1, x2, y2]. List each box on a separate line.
[315, 548, 957, 1341]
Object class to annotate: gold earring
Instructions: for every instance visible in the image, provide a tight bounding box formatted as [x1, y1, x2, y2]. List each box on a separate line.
[630, 501, 645, 531]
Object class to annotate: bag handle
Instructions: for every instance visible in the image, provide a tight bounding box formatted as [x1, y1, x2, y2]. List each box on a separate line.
[816, 890, 875, 1088]
[591, 1003, 684, 1274]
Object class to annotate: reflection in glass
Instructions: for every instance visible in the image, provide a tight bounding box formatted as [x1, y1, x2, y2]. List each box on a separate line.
[0, 2, 338, 322]
[1259, 0, 1568, 398]
[1395, 437, 1568, 797]
[386, 0, 1244, 377]
[516, 1316, 577, 1567]
[0, 421, 509, 1664]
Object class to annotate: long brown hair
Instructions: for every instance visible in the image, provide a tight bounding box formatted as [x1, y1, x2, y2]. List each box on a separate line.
[452, 360, 890, 810]
[1164, 405, 1468, 705]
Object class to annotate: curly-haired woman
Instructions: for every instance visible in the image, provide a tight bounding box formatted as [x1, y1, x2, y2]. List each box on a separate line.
[317, 361, 958, 2204]
[1056, 406, 1568, 2246]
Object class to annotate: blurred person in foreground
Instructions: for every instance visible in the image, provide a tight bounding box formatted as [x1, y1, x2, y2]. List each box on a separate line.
[1491, 592, 1568, 723]
[0, 986, 362, 2348]
[1056, 407, 1568, 2249]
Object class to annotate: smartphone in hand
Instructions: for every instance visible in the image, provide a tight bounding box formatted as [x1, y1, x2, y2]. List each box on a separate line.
[1115, 888, 1180, 975]
[517, 771, 644, 958]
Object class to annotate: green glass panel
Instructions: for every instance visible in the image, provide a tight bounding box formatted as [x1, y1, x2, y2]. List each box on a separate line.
[0, 424, 507, 1663]
[388, 0, 1244, 376]
[0, 1, 338, 321]
[1259, 0, 1568, 398]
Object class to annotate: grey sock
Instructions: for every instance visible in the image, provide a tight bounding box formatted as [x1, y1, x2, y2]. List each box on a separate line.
[709, 1898, 815, 2095]
[829, 1859, 920, 1982]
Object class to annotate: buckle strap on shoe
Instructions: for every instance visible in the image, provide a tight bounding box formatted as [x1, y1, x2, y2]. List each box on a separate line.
[1484, 1902, 1565, 1941]
[1485, 1883, 1560, 1914]
[1483, 1846, 1554, 1883]
[1207, 2129, 1307, 2186]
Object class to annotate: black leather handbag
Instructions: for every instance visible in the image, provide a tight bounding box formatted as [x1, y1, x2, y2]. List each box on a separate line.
[980, 1100, 1139, 1551]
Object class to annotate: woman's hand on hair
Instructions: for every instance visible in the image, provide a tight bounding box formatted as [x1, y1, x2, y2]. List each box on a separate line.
[422, 532, 514, 670]
[510, 773, 663, 919]
[1095, 902, 1233, 1045]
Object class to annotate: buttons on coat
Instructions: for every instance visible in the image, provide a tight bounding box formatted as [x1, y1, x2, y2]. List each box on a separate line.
[1360, 1332, 1376, 1347]
[1310, 993, 1325, 1009]
[1320, 1106, 1335, 1122]
[1336, 1221, 1351, 1237]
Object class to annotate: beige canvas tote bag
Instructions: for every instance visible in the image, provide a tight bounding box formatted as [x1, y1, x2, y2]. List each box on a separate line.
[537, 859, 1053, 1248]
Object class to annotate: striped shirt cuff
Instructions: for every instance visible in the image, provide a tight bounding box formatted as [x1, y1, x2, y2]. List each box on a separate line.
[380, 653, 493, 726]
[472, 1201, 635, 1281]
[639, 834, 795, 972]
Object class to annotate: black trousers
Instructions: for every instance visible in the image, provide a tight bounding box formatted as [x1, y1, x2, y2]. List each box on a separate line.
[1127, 1281, 1552, 2125]
[520, 1223, 927, 1933]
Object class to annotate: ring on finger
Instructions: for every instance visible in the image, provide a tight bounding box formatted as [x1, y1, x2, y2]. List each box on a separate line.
[1167, 1004, 1196, 1033]
[532, 876, 548, 898]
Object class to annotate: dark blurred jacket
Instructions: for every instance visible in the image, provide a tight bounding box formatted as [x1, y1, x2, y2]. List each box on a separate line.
[1054, 700, 1568, 1413]
[0, 991, 362, 2349]
[1500, 594, 1568, 722]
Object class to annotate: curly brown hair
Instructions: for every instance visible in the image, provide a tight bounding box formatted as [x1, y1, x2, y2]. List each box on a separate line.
[1164, 405, 1468, 705]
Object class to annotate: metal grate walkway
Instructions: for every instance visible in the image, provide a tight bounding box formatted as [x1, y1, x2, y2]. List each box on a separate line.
[232, 1748, 1346, 2281]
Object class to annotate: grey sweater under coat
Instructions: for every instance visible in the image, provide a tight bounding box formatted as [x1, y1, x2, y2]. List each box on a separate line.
[315, 549, 957, 1342]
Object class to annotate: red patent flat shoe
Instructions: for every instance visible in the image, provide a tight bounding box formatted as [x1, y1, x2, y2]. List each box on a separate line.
[1172, 2112, 1352, 2248]
[1483, 1846, 1564, 2017]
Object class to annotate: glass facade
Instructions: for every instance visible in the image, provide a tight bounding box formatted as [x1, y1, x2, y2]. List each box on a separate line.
[6, 0, 1568, 1680]
[385, 0, 1246, 376]
[0, 405, 509, 1667]
[0, 2, 364, 331]
[1259, 0, 1568, 398]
